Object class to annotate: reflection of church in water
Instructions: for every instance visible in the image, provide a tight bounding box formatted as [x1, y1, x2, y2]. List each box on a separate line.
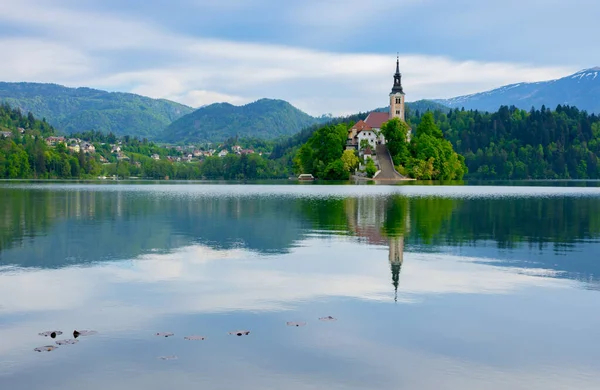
[344, 198, 410, 302]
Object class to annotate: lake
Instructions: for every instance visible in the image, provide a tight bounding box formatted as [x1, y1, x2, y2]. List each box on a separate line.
[1, 182, 600, 390]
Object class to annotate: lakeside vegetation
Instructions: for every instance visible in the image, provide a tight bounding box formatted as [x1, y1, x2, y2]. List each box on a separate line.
[0, 104, 289, 180]
[3, 101, 600, 181]
[433, 105, 600, 179]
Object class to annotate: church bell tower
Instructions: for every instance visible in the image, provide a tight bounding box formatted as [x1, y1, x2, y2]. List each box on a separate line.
[389, 56, 405, 122]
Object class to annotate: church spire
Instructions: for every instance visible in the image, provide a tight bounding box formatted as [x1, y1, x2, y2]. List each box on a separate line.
[391, 55, 404, 94]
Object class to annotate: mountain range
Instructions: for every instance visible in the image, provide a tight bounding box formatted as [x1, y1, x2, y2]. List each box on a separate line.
[1, 67, 599, 142]
[435, 67, 600, 113]
[0, 82, 193, 139]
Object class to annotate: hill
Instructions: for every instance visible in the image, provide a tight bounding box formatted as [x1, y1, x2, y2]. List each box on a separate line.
[0, 82, 194, 139]
[435, 67, 600, 113]
[161, 98, 324, 143]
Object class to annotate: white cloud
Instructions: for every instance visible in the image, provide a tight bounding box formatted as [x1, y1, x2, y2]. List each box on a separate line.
[0, 0, 579, 115]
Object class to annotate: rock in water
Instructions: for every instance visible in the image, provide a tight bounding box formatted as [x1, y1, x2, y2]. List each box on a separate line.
[286, 322, 307, 327]
[34, 345, 58, 352]
[73, 330, 98, 338]
[228, 330, 250, 336]
[184, 335, 206, 341]
[318, 316, 337, 322]
[155, 332, 174, 337]
[55, 339, 79, 345]
[39, 331, 63, 338]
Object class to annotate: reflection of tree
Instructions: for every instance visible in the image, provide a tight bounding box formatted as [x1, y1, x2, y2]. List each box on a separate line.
[410, 196, 457, 244]
[301, 198, 351, 234]
[381, 196, 457, 301]
[0, 189, 308, 268]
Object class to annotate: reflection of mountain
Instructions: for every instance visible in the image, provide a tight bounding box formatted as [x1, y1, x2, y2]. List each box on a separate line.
[1, 186, 600, 286]
[0, 189, 310, 268]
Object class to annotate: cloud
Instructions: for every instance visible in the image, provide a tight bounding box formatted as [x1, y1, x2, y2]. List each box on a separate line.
[0, 0, 584, 115]
[0, 239, 579, 384]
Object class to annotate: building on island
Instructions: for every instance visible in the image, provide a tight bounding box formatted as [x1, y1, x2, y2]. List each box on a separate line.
[347, 56, 407, 151]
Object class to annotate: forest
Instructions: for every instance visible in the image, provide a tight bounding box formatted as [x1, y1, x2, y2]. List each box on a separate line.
[0, 104, 289, 180]
[422, 105, 600, 179]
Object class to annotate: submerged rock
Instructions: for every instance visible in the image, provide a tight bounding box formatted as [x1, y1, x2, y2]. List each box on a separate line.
[318, 316, 337, 322]
[55, 339, 79, 345]
[228, 330, 250, 336]
[184, 335, 206, 341]
[286, 322, 307, 327]
[39, 331, 63, 338]
[155, 332, 174, 338]
[34, 345, 58, 352]
[73, 330, 98, 338]
[158, 355, 178, 360]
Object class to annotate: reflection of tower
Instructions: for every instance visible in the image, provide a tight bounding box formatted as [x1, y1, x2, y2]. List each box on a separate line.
[389, 236, 404, 302]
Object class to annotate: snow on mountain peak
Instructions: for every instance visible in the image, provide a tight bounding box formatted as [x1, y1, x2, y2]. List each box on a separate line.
[569, 67, 599, 81]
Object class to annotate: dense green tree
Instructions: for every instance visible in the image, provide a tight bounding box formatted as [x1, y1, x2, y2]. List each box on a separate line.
[381, 118, 410, 166]
[341, 150, 360, 173]
[294, 123, 349, 179]
[365, 158, 377, 178]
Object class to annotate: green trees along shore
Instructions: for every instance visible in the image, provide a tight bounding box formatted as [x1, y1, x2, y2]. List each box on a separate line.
[3, 100, 600, 181]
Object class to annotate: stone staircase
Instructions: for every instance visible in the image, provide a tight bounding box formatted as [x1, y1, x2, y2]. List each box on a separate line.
[374, 144, 407, 180]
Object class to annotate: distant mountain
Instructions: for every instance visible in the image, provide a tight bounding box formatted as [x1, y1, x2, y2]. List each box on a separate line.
[161, 98, 323, 143]
[407, 100, 450, 114]
[374, 100, 450, 114]
[435, 67, 600, 113]
[0, 82, 194, 139]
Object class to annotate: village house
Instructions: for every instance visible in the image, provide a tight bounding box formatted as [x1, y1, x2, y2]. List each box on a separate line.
[193, 150, 202, 157]
[99, 155, 109, 163]
[68, 143, 81, 153]
[45, 136, 65, 146]
[81, 142, 95, 153]
[151, 154, 160, 160]
[0, 131, 12, 138]
[218, 150, 229, 157]
[241, 149, 254, 155]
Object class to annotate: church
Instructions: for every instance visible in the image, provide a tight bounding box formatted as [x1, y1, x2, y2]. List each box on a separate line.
[347, 57, 406, 151]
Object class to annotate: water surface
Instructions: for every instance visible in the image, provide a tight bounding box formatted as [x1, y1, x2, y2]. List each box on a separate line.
[1, 183, 600, 390]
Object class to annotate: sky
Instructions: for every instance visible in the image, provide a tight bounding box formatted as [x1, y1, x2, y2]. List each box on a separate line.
[0, 0, 598, 115]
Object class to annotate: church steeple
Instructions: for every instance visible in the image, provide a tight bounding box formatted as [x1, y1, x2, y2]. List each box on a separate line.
[391, 55, 404, 94]
[389, 55, 406, 121]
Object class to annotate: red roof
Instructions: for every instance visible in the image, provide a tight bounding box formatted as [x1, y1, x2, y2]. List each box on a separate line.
[351, 120, 372, 132]
[364, 112, 390, 129]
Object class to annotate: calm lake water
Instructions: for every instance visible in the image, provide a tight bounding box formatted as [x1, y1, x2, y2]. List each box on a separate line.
[1, 182, 600, 390]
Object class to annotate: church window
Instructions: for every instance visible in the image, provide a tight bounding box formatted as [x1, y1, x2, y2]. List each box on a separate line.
[395, 98, 401, 104]
[396, 110, 400, 115]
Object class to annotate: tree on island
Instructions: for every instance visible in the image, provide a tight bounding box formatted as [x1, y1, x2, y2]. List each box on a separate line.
[381, 113, 467, 180]
[294, 123, 352, 180]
